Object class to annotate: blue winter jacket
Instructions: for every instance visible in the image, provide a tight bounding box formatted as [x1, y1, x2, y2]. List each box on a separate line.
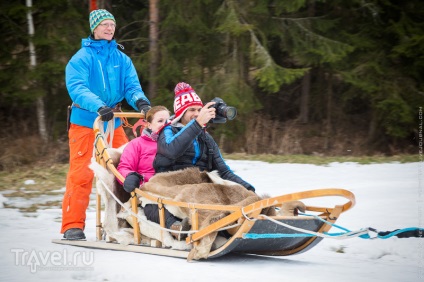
[153, 120, 255, 192]
[66, 36, 149, 128]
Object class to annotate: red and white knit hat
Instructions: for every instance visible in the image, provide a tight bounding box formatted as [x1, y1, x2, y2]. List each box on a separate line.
[172, 82, 203, 124]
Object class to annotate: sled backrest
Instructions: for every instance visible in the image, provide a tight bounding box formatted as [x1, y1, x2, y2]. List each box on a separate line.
[93, 112, 145, 243]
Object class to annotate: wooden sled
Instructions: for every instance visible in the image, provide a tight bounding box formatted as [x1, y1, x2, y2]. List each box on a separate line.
[53, 112, 356, 260]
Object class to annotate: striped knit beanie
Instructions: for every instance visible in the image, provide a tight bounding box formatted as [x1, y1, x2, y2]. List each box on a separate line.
[172, 82, 203, 124]
[89, 9, 115, 33]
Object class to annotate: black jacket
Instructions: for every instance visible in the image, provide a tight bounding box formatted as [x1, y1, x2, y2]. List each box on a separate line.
[153, 119, 255, 192]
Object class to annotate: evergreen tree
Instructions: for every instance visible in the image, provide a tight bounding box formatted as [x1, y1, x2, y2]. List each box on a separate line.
[0, 0, 87, 139]
[336, 1, 424, 140]
[1, 0, 421, 155]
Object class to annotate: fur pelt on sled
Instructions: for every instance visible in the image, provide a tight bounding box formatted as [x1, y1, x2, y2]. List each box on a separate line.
[89, 146, 277, 260]
[89, 145, 188, 250]
[142, 167, 277, 260]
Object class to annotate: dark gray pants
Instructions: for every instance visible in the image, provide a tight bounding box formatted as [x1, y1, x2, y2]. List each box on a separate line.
[143, 204, 181, 228]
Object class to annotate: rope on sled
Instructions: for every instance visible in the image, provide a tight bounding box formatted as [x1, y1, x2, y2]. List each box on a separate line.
[97, 178, 241, 236]
[243, 213, 424, 240]
[368, 227, 424, 239]
[98, 176, 424, 240]
[97, 177, 190, 235]
[246, 214, 369, 240]
[301, 212, 424, 239]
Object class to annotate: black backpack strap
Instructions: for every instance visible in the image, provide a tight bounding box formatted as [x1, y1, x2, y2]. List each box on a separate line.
[202, 131, 214, 171]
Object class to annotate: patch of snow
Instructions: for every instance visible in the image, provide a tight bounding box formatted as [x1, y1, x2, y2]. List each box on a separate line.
[0, 162, 422, 282]
[24, 180, 35, 185]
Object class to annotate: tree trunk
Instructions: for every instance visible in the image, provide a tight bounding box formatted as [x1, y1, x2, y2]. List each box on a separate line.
[26, 0, 48, 143]
[367, 109, 378, 144]
[89, 0, 98, 11]
[323, 73, 333, 151]
[148, 0, 159, 99]
[299, 1, 315, 124]
[299, 70, 310, 123]
[96, 0, 111, 10]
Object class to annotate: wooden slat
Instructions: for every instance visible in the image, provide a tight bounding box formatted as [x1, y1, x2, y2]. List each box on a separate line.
[96, 188, 102, 241]
[130, 193, 141, 244]
[51, 239, 189, 258]
[136, 190, 241, 212]
[190, 209, 199, 247]
[159, 202, 165, 244]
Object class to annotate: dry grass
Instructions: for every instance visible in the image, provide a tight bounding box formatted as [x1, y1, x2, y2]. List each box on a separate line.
[0, 136, 45, 171]
[240, 115, 415, 156]
[222, 153, 418, 165]
[0, 162, 68, 212]
[0, 163, 68, 192]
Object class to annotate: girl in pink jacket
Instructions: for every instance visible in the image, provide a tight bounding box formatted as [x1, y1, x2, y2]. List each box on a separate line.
[117, 106, 170, 192]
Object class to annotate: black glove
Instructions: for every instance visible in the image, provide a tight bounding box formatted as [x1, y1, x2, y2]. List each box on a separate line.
[123, 172, 143, 193]
[136, 99, 151, 115]
[97, 106, 114, 121]
[245, 184, 255, 193]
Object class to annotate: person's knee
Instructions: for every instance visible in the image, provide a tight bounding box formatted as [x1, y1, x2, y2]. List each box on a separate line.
[144, 204, 159, 223]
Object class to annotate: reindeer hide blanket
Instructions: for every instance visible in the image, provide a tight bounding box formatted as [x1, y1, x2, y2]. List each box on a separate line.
[142, 167, 276, 260]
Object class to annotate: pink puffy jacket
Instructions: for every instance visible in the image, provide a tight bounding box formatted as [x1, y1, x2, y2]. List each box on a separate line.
[117, 133, 157, 185]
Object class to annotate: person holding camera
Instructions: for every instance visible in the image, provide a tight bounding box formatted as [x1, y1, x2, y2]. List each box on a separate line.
[142, 82, 255, 240]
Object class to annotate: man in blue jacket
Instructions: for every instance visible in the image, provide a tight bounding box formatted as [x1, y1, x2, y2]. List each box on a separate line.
[142, 82, 255, 240]
[61, 9, 151, 240]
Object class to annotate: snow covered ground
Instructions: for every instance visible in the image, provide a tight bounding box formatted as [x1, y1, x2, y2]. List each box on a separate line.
[0, 161, 422, 282]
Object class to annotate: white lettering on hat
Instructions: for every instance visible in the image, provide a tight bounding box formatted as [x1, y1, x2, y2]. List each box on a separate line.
[175, 92, 201, 111]
[192, 93, 202, 102]
[174, 97, 182, 111]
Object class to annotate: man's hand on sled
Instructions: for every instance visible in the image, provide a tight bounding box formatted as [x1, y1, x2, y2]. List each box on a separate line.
[196, 102, 216, 125]
[123, 172, 144, 193]
[136, 99, 151, 116]
[98, 106, 114, 121]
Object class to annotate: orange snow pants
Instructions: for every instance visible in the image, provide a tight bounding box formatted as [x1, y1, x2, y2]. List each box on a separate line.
[61, 123, 128, 233]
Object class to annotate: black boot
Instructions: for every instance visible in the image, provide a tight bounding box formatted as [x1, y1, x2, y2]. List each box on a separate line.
[63, 228, 86, 240]
[170, 217, 191, 241]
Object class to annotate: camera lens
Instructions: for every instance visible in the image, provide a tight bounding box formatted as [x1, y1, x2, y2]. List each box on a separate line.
[209, 97, 237, 123]
[224, 106, 237, 120]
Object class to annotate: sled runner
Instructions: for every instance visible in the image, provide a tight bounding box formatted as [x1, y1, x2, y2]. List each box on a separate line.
[52, 112, 356, 260]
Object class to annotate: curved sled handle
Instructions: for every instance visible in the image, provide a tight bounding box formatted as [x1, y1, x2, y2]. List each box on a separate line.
[112, 112, 145, 119]
[137, 188, 355, 215]
[186, 188, 355, 244]
[268, 188, 356, 214]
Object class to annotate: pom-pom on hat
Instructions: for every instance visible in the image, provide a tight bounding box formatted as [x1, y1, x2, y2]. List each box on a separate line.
[172, 82, 203, 124]
[89, 9, 115, 33]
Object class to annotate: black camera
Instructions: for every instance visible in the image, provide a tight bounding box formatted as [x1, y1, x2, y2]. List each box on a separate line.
[209, 97, 237, 123]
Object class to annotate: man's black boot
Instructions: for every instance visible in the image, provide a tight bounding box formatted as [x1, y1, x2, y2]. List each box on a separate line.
[63, 228, 86, 240]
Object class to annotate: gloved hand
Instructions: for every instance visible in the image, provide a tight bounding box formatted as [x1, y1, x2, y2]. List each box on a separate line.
[136, 99, 151, 115]
[245, 184, 255, 193]
[123, 172, 143, 193]
[97, 106, 114, 121]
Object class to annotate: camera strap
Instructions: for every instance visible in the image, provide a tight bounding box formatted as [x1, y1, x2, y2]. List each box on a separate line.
[202, 132, 214, 171]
